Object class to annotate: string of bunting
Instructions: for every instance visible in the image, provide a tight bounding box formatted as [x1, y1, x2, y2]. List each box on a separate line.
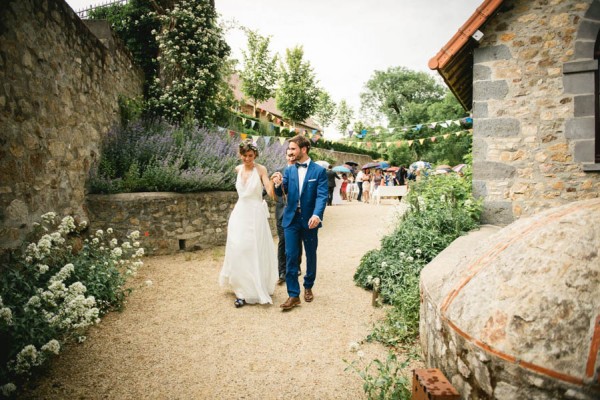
[235, 113, 321, 139]
[346, 129, 473, 149]
[216, 126, 323, 146]
[350, 116, 473, 138]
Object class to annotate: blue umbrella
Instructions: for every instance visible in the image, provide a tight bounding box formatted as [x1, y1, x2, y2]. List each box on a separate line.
[333, 165, 351, 173]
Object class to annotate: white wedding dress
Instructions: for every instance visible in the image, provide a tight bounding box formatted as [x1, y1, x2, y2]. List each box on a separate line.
[219, 167, 277, 304]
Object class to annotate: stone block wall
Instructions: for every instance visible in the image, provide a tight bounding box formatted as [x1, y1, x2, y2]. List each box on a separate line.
[0, 0, 144, 250]
[86, 192, 278, 255]
[472, 0, 600, 225]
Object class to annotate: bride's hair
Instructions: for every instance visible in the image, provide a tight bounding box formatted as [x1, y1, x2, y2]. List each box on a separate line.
[239, 139, 259, 156]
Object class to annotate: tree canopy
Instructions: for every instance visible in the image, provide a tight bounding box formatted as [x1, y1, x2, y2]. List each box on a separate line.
[239, 29, 278, 117]
[312, 90, 337, 130]
[275, 46, 319, 125]
[335, 100, 354, 135]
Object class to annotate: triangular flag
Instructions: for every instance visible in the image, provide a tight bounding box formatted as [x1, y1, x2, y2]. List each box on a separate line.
[455, 131, 462, 137]
[278, 137, 287, 145]
[242, 117, 247, 124]
[240, 133, 248, 140]
[428, 123, 436, 129]
[217, 126, 226, 133]
[453, 120, 461, 126]
[407, 140, 414, 146]
[419, 138, 425, 145]
[430, 137, 437, 142]
[250, 120, 256, 129]
[443, 134, 450, 140]
[440, 122, 449, 128]
[263, 137, 271, 146]
[446, 120, 453, 125]
[386, 142, 392, 147]
[251, 135, 260, 143]
[395, 141, 402, 147]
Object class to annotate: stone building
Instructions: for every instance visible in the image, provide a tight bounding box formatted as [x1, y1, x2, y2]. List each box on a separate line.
[429, 0, 600, 225]
[0, 0, 144, 250]
[420, 1, 600, 398]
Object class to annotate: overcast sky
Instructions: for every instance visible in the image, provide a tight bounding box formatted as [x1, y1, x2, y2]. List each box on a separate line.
[66, 0, 482, 135]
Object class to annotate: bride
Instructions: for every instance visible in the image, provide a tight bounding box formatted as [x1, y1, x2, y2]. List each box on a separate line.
[219, 139, 278, 307]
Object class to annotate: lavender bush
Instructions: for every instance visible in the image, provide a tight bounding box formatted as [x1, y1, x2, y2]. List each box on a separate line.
[89, 121, 287, 194]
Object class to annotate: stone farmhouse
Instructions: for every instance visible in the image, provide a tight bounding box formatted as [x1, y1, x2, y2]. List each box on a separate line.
[429, 0, 599, 225]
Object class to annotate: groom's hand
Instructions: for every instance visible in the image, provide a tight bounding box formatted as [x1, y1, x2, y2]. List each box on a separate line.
[271, 172, 282, 186]
[308, 215, 320, 229]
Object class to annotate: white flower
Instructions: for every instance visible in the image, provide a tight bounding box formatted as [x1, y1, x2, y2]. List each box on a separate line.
[26, 296, 41, 309]
[107, 228, 113, 234]
[92, 238, 100, 245]
[399, 252, 406, 258]
[1, 383, 16, 396]
[381, 261, 387, 267]
[135, 248, 145, 257]
[415, 249, 422, 255]
[407, 256, 414, 262]
[0, 307, 13, 325]
[38, 264, 49, 274]
[110, 238, 118, 248]
[95, 229, 104, 237]
[349, 342, 360, 352]
[41, 339, 60, 355]
[111, 247, 123, 258]
[77, 336, 87, 343]
[122, 241, 132, 249]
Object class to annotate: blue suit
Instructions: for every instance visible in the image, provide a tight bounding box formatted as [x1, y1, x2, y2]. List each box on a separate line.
[274, 160, 328, 298]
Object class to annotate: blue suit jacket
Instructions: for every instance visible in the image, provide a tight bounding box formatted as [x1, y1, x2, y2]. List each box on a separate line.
[275, 161, 328, 229]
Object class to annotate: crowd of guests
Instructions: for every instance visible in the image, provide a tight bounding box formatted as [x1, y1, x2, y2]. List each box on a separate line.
[326, 164, 411, 205]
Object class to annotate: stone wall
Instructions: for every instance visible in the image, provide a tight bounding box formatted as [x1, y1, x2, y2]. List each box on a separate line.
[472, 0, 600, 225]
[315, 149, 374, 168]
[87, 192, 278, 255]
[0, 0, 144, 250]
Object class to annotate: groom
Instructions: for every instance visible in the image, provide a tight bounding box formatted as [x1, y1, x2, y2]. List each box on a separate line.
[271, 135, 328, 311]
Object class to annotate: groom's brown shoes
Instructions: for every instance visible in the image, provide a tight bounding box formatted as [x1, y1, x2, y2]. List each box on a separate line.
[280, 297, 300, 311]
[304, 288, 314, 302]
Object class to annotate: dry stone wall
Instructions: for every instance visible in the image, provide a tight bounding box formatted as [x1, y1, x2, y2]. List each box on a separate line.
[0, 0, 144, 250]
[86, 192, 278, 255]
[472, 0, 600, 225]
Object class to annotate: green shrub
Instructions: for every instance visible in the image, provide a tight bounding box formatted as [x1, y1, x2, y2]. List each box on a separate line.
[346, 352, 412, 400]
[0, 213, 144, 394]
[354, 173, 481, 346]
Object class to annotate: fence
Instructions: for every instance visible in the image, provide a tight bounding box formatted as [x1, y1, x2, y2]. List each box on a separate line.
[76, 0, 129, 19]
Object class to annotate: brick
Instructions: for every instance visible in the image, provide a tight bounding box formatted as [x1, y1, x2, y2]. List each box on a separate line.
[562, 70, 595, 95]
[412, 369, 460, 400]
[574, 94, 595, 117]
[565, 117, 594, 140]
[574, 40, 595, 60]
[573, 139, 595, 163]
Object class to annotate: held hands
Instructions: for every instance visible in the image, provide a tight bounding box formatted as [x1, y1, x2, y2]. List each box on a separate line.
[308, 216, 320, 229]
[271, 172, 282, 186]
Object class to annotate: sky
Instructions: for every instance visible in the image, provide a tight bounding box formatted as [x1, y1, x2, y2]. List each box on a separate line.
[65, 0, 482, 136]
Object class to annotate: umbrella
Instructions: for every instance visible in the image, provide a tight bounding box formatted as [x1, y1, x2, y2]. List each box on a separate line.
[361, 161, 380, 170]
[333, 165, 351, 173]
[345, 161, 358, 167]
[315, 160, 330, 168]
[378, 161, 390, 169]
[435, 164, 453, 173]
[386, 166, 399, 173]
[409, 161, 431, 171]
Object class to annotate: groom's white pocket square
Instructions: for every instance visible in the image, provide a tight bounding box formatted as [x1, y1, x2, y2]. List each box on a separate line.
[308, 179, 317, 182]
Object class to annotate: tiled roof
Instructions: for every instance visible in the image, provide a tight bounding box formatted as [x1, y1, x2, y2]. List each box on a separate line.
[428, 0, 505, 110]
[229, 73, 321, 131]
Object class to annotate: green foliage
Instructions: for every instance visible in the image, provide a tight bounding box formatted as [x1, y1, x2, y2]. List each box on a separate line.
[354, 173, 481, 346]
[147, 1, 230, 124]
[89, 0, 159, 97]
[312, 89, 337, 128]
[386, 144, 414, 168]
[0, 213, 144, 393]
[308, 148, 336, 165]
[240, 29, 278, 116]
[360, 66, 446, 126]
[427, 91, 468, 122]
[276, 46, 319, 124]
[336, 99, 354, 135]
[346, 352, 412, 400]
[118, 95, 144, 127]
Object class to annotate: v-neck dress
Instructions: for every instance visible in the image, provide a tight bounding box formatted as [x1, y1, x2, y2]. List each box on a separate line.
[219, 167, 277, 304]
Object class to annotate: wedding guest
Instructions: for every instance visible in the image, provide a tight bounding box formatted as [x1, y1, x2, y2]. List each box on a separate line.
[275, 149, 302, 284]
[271, 135, 328, 311]
[219, 139, 277, 308]
[361, 168, 372, 204]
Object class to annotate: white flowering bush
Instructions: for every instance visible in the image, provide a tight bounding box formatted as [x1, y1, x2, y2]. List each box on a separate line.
[148, 0, 229, 124]
[0, 213, 144, 395]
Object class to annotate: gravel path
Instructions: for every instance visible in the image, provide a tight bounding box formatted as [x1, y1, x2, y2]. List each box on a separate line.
[23, 201, 408, 399]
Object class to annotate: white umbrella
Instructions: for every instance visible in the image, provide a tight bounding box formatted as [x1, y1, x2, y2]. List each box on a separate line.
[315, 160, 330, 168]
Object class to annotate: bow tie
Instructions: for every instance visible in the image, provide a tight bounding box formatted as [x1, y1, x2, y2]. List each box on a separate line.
[295, 162, 308, 168]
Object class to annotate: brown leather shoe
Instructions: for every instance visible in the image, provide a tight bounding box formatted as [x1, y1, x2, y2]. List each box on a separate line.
[280, 297, 300, 310]
[304, 288, 314, 302]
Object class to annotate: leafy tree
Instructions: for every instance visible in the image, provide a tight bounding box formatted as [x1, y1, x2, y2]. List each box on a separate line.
[148, 1, 230, 124]
[335, 99, 354, 135]
[360, 66, 445, 126]
[276, 46, 319, 126]
[239, 29, 278, 117]
[312, 89, 337, 129]
[386, 143, 415, 168]
[427, 90, 468, 122]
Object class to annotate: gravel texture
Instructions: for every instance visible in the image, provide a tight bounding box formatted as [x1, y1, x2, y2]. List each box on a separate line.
[22, 200, 410, 399]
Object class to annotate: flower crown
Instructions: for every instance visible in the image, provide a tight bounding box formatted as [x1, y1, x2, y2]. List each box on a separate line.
[239, 141, 258, 151]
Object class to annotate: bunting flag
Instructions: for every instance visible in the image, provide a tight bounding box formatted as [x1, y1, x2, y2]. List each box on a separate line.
[242, 117, 247, 125]
[407, 140, 414, 146]
[390, 116, 473, 133]
[455, 131, 462, 137]
[440, 122, 449, 128]
[240, 133, 248, 140]
[386, 142, 393, 147]
[263, 137, 272, 146]
[229, 130, 236, 138]
[251, 135, 260, 144]
[430, 136, 437, 142]
[419, 138, 425, 145]
[250, 120, 256, 129]
[278, 137, 287, 145]
[217, 126, 226, 133]
[443, 134, 450, 139]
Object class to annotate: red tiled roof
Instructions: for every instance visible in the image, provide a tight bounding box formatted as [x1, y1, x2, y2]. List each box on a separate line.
[428, 0, 505, 109]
